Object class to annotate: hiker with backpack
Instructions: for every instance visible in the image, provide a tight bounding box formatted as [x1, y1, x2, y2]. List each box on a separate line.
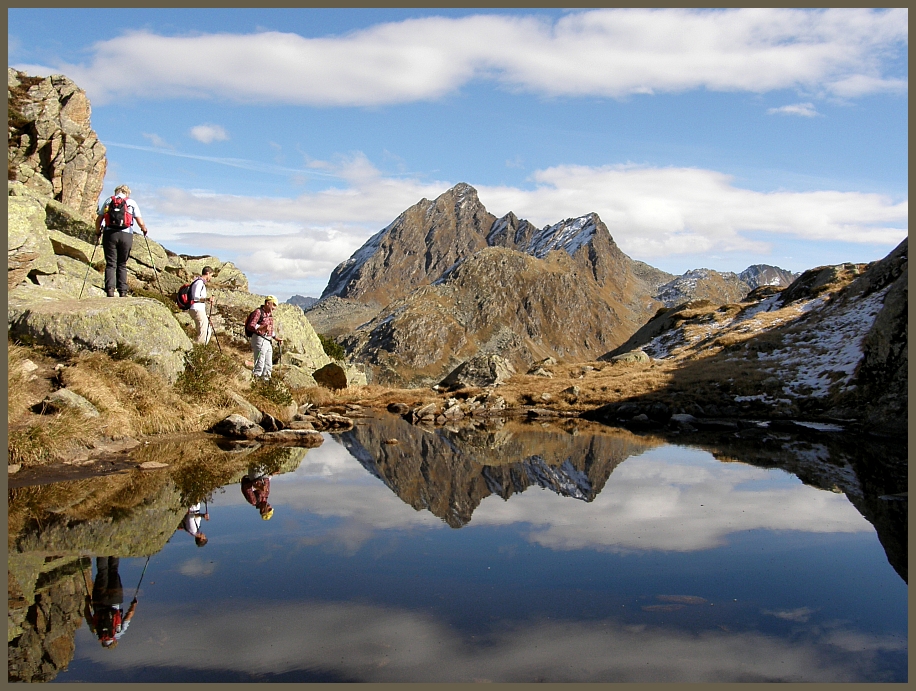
[245, 296, 284, 381]
[241, 466, 274, 520]
[178, 502, 210, 546]
[95, 185, 149, 297]
[187, 267, 216, 344]
[83, 556, 138, 649]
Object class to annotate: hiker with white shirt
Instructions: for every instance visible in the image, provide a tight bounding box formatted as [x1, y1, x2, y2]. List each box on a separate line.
[188, 267, 216, 344]
[95, 185, 149, 297]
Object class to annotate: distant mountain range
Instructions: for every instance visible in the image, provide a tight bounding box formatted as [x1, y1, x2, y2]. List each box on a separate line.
[287, 295, 319, 311]
[308, 183, 798, 386]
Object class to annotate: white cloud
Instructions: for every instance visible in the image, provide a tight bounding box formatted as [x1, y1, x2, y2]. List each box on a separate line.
[189, 124, 229, 144]
[53, 9, 907, 106]
[764, 607, 816, 622]
[479, 165, 908, 257]
[768, 102, 820, 117]
[469, 450, 869, 553]
[82, 598, 901, 681]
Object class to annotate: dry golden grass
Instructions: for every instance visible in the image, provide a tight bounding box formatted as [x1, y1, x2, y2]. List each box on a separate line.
[8, 412, 103, 467]
[7, 343, 49, 424]
[293, 385, 340, 407]
[61, 352, 199, 436]
[333, 384, 439, 409]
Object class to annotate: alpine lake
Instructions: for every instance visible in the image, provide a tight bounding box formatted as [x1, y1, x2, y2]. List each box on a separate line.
[8, 411, 907, 683]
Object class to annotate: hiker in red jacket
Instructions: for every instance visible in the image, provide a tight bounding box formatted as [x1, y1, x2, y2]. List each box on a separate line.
[246, 296, 283, 381]
[241, 467, 273, 520]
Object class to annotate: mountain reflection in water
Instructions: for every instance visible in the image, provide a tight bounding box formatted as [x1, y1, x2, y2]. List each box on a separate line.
[7, 415, 907, 682]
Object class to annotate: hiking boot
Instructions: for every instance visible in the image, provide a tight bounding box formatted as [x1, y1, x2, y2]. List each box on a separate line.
[107, 290, 116, 297]
[119, 292, 129, 297]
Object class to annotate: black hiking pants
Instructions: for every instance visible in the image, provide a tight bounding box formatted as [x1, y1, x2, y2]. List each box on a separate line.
[103, 229, 134, 295]
[92, 557, 124, 607]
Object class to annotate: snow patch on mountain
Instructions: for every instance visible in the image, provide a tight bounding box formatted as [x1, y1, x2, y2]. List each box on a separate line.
[526, 215, 597, 259]
[756, 286, 890, 398]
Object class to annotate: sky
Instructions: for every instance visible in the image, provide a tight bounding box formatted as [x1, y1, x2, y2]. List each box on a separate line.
[8, 8, 908, 300]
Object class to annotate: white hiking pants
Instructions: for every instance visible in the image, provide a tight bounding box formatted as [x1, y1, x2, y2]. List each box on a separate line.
[191, 307, 211, 345]
[251, 334, 273, 380]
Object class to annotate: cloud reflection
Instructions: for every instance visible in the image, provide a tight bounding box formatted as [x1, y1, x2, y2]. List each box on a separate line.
[273, 441, 870, 554]
[83, 598, 902, 682]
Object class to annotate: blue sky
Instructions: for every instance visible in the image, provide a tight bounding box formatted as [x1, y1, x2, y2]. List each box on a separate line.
[9, 8, 908, 299]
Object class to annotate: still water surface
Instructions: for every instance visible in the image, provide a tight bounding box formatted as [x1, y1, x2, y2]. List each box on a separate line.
[10, 415, 907, 682]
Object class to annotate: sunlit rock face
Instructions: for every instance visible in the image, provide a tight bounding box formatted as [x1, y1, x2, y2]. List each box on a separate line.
[8, 285, 194, 384]
[8, 68, 107, 225]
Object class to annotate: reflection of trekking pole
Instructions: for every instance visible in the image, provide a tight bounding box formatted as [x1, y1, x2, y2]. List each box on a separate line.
[79, 237, 101, 299]
[204, 499, 210, 520]
[144, 236, 165, 295]
[132, 556, 151, 600]
[79, 559, 93, 598]
[80, 559, 95, 617]
[207, 298, 222, 353]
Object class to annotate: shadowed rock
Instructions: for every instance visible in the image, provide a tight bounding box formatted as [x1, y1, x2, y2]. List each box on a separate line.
[313, 362, 348, 390]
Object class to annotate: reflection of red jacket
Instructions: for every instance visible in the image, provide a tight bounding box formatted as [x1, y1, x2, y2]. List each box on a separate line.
[242, 476, 270, 507]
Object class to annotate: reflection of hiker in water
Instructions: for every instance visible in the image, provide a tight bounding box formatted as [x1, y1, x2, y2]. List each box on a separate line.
[84, 557, 137, 649]
[241, 468, 273, 520]
[178, 502, 209, 546]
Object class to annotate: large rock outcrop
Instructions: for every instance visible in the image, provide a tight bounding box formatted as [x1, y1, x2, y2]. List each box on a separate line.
[8, 285, 193, 383]
[8, 68, 107, 225]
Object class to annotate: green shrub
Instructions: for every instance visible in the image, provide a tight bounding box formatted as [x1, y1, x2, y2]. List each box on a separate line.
[176, 343, 241, 399]
[318, 333, 346, 360]
[249, 375, 294, 407]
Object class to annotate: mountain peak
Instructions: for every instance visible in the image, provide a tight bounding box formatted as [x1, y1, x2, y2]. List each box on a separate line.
[444, 182, 478, 198]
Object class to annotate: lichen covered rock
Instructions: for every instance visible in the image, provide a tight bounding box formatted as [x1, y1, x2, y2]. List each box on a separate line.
[8, 285, 193, 383]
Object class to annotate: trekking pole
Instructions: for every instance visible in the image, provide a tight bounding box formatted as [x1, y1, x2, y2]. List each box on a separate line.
[132, 555, 151, 600]
[144, 236, 165, 295]
[275, 319, 283, 374]
[206, 297, 222, 353]
[79, 237, 101, 299]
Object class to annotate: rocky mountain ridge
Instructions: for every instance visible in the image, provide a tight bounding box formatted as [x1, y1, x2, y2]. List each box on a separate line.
[598, 238, 907, 435]
[313, 183, 797, 385]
